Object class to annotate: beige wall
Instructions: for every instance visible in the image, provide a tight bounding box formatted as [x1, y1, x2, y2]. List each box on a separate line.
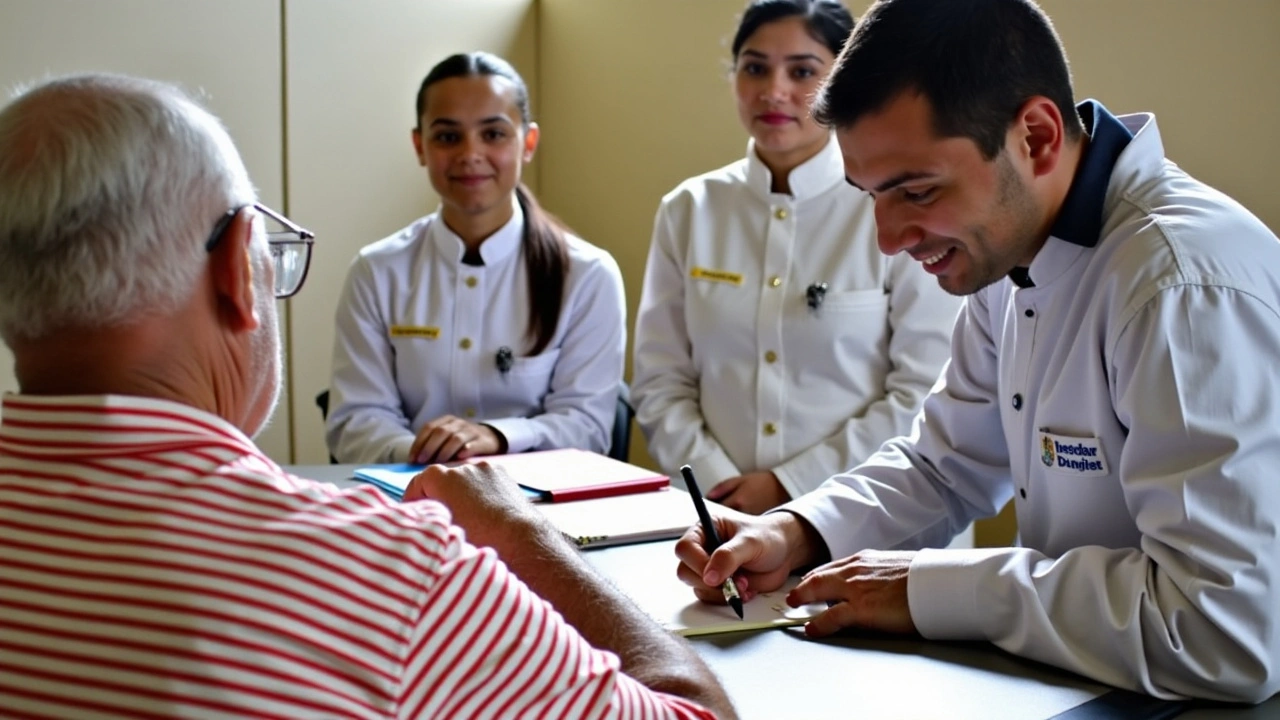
[0, 0, 292, 459]
[537, 0, 1280, 545]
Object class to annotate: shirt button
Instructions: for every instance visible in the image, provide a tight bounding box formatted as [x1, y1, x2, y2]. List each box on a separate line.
[459, 338, 472, 350]
[463, 408, 477, 418]
[1020, 488, 1027, 500]
[764, 350, 778, 363]
[768, 276, 782, 288]
[763, 422, 777, 436]
[774, 208, 788, 220]
[1024, 308, 1034, 318]
[465, 276, 478, 288]
[1011, 393, 1023, 411]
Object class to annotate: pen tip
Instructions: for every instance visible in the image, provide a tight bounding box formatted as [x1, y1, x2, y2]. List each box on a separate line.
[730, 596, 744, 620]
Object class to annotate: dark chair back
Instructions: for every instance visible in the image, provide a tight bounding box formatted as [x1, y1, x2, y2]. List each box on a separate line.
[610, 381, 634, 462]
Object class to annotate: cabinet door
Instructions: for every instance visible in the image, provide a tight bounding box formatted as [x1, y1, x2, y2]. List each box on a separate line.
[0, 0, 290, 459]
[285, 0, 537, 463]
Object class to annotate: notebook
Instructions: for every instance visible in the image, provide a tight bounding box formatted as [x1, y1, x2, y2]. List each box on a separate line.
[353, 449, 669, 503]
[582, 532, 828, 637]
[535, 488, 696, 549]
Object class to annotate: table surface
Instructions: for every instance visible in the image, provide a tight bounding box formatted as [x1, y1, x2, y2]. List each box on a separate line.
[291, 464, 1277, 720]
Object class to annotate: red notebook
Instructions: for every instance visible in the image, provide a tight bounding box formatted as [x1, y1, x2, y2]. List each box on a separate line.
[468, 448, 669, 502]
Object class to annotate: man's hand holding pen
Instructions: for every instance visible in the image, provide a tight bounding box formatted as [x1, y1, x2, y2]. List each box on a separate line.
[673, 504, 809, 606]
[673, 498, 921, 637]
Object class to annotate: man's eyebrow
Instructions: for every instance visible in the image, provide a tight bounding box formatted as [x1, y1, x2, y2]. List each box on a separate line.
[873, 171, 936, 194]
[844, 176, 865, 191]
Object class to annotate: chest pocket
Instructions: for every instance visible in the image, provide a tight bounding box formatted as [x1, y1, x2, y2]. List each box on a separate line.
[498, 348, 562, 411]
[819, 288, 887, 312]
[508, 348, 561, 378]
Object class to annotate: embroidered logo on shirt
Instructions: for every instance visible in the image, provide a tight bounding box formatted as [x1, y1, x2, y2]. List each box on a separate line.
[690, 267, 744, 286]
[389, 325, 440, 339]
[1038, 431, 1109, 476]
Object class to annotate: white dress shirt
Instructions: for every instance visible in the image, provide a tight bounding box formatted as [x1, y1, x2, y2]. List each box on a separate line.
[785, 103, 1280, 702]
[633, 136, 962, 497]
[326, 206, 626, 463]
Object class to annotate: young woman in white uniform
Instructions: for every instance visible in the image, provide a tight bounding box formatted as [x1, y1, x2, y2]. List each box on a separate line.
[326, 53, 626, 465]
[632, 0, 962, 514]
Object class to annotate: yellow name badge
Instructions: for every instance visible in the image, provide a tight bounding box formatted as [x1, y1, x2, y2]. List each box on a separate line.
[690, 266, 744, 286]
[389, 325, 440, 339]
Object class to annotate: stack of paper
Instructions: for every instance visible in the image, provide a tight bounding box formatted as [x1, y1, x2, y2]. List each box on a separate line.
[535, 488, 696, 549]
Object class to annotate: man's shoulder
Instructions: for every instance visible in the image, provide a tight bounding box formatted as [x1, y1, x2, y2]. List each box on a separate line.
[223, 466, 456, 551]
[1100, 166, 1280, 308]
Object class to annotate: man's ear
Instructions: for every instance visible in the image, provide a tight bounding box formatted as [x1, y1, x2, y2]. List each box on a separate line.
[1014, 96, 1065, 179]
[522, 122, 540, 163]
[207, 208, 262, 333]
[411, 127, 427, 167]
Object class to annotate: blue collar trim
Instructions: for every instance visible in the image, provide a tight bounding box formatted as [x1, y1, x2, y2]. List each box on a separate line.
[1049, 100, 1133, 248]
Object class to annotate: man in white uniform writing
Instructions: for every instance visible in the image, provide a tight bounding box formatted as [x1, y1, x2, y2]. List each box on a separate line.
[676, 0, 1280, 703]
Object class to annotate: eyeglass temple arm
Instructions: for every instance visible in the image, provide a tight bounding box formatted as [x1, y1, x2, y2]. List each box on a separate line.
[254, 202, 315, 240]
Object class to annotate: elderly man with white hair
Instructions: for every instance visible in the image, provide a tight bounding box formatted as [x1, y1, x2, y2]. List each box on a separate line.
[0, 73, 734, 720]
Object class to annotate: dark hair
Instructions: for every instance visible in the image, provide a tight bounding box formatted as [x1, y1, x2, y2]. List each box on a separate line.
[811, 0, 1084, 159]
[731, 0, 854, 60]
[415, 52, 568, 356]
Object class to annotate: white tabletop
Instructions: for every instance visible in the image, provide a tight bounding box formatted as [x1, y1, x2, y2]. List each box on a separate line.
[290, 464, 1274, 720]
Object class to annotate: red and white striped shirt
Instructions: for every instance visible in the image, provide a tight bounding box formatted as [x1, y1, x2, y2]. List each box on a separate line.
[0, 394, 713, 719]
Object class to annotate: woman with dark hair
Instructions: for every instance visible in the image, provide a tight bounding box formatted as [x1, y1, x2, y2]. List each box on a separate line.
[327, 52, 626, 465]
[633, 0, 962, 514]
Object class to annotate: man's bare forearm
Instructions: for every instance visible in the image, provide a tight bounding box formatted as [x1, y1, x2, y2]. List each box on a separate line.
[502, 520, 736, 719]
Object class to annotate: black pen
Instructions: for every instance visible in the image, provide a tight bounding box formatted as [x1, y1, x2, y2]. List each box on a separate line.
[679, 465, 744, 620]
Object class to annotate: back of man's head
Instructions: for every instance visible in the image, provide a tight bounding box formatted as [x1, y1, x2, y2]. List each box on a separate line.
[812, 0, 1084, 159]
[0, 73, 256, 344]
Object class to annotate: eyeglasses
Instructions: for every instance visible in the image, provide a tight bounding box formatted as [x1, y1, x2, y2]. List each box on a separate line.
[205, 202, 315, 299]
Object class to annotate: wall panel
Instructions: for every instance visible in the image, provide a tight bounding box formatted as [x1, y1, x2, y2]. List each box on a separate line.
[0, 0, 290, 460]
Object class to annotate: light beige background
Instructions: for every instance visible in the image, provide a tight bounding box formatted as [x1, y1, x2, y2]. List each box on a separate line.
[0, 0, 292, 459]
[2, 0, 1277, 544]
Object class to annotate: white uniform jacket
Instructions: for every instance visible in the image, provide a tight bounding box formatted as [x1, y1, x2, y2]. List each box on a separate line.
[785, 102, 1280, 702]
[633, 136, 962, 497]
[326, 207, 626, 463]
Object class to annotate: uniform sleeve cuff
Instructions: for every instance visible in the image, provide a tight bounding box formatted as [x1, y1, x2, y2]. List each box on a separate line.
[389, 437, 415, 464]
[772, 459, 825, 501]
[671, 451, 740, 492]
[908, 547, 1005, 640]
[482, 418, 535, 454]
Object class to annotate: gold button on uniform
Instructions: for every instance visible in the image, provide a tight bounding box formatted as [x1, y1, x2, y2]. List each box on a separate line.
[768, 275, 782, 288]
[459, 338, 472, 350]
[764, 350, 778, 363]
[774, 208, 788, 220]
[464, 276, 478, 288]
[763, 422, 777, 436]
[464, 408, 477, 418]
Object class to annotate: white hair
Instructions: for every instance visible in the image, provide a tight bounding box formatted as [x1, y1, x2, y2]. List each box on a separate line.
[0, 73, 257, 341]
